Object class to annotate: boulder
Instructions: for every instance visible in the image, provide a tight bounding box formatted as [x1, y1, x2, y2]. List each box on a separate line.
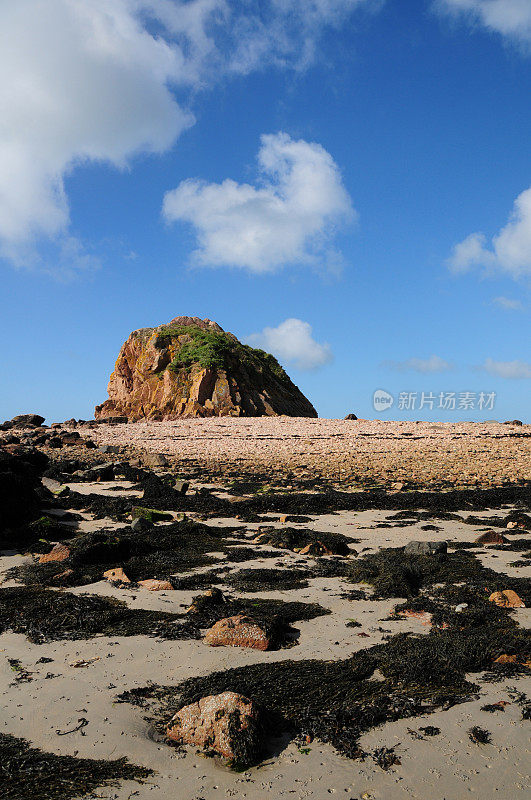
[344, 413, 358, 420]
[38, 544, 70, 563]
[488, 590, 525, 608]
[475, 531, 507, 545]
[130, 517, 153, 533]
[166, 691, 262, 767]
[138, 579, 174, 591]
[404, 540, 448, 556]
[10, 414, 45, 428]
[204, 615, 271, 650]
[95, 316, 317, 420]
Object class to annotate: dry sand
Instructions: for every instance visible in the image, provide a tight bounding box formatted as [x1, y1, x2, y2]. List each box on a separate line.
[90, 419, 531, 486]
[1, 469, 530, 800]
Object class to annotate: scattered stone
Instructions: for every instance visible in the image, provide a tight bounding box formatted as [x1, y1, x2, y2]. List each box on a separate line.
[488, 590, 525, 608]
[142, 452, 169, 468]
[38, 544, 71, 564]
[103, 567, 131, 583]
[174, 479, 189, 494]
[204, 615, 271, 650]
[493, 654, 518, 664]
[455, 603, 468, 613]
[138, 579, 174, 591]
[166, 691, 262, 767]
[131, 517, 153, 532]
[299, 540, 334, 556]
[344, 413, 358, 420]
[403, 540, 447, 556]
[390, 482, 404, 491]
[397, 609, 432, 626]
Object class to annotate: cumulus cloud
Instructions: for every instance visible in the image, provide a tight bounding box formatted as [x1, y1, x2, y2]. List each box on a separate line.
[0, 0, 373, 270]
[246, 318, 333, 370]
[163, 132, 354, 272]
[492, 296, 524, 310]
[383, 355, 454, 373]
[448, 187, 531, 278]
[481, 357, 531, 379]
[435, 0, 531, 49]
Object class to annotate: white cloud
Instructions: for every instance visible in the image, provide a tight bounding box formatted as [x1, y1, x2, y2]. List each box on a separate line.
[448, 187, 531, 277]
[246, 318, 333, 371]
[482, 357, 531, 379]
[492, 296, 524, 310]
[0, 0, 373, 270]
[383, 355, 453, 373]
[163, 132, 354, 272]
[436, 0, 531, 49]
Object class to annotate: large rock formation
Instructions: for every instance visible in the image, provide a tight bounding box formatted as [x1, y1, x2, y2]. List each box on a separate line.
[95, 316, 317, 420]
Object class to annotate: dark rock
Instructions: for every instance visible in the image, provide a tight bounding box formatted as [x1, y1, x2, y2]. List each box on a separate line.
[174, 480, 189, 495]
[403, 540, 448, 556]
[10, 414, 45, 428]
[344, 413, 358, 420]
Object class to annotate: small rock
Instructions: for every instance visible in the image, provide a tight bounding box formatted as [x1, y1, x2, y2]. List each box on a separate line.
[138, 579, 174, 591]
[103, 567, 130, 583]
[489, 590, 525, 608]
[204, 615, 271, 650]
[404, 540, 447, 556]
[455, 603, 468, 613]
[38, 544, 70, 564]
[390, 482, 404, 491]
[142, 452, 168, 468]
[493, 653, 518, 664]
[174, 479, 189, 494]
[299, 540, 334, 556]
[166, 691, 262, 767]
[344, 413, 358, 420]
[131, 506, 173, 522]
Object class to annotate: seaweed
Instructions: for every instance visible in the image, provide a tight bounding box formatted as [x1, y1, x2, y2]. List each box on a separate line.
[0, 732, 151, 800]
[225, 568, 310, 593]
[0, 587, 193, 643]
[254, 526, 351, 556]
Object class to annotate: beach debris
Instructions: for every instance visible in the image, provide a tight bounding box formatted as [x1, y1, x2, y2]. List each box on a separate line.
[103, 567, 131, 583]
[455, 603, 468, 613]
[481, 701, 510, 712]
[138, 579, 174, 591]
[166, 691, 263, 768]
[204, 615, 271, 650]
[70, 657, 101, 668]
[372, 746, 401, 770]
[253, 526, 350, 556]
[419, 726, 440, 736]
[38, 544, 71, 564]
[131, 506, 173, 522]
[403, 540, 447, 556]
[56, 718, 89, 736]
[488, 590, 525, 608]
[468, 726, 491, 744]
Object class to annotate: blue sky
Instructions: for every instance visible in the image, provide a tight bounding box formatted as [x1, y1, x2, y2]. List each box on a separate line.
[1, 0, 530, 423]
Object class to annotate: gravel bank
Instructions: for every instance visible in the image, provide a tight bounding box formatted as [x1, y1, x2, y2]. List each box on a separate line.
[90, 419, 531, 487]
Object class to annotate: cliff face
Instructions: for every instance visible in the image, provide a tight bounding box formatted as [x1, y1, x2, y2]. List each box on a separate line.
[95, 317, 318, 420]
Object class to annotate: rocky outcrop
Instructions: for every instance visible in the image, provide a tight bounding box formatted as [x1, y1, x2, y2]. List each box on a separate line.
[204, 615, 271, 650]
[95, 316, 317, 420]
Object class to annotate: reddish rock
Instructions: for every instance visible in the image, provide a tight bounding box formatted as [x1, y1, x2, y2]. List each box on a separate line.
[204, 615, 271, 650]
[489, 590, 525, 608]
[299, 540, 334, 556]
[94, 316, 317, 420]
[103, 567, 130, 583]
[397, 610, 433, 626]
[138, 579, 174, 591]
[166, 691, 262, 765]
[475, 530, 508, 545]
[38, 544, 70, 564]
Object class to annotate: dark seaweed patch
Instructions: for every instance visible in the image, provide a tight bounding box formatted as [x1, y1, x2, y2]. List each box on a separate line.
[255, 526, 351, 555]
[225, 568, 310, 592]
[0, 732, 151, 800]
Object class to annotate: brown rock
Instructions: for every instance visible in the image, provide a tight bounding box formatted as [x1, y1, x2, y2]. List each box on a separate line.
[299, 540, 334, 556]
[166, 691, 262, 765]
[493, 654, 518, 664]
[489, 590, 525, 608]
[103, 567, 130, 583]
[94, 316, 317, 420]
[204, 615, 271, 650]
[138, 579, 174, 591]
[475, 531, 508, 545]
[38, 544, 70, 563]
[397, 610, 433, 626]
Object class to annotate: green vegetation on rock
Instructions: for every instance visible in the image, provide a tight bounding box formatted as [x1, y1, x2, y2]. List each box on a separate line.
[155, 324, 290, 383]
